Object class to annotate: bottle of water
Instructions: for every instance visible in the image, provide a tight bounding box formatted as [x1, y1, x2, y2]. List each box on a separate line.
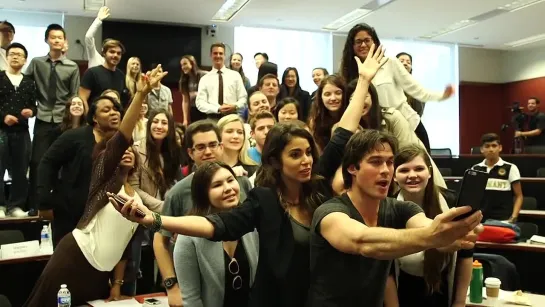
[58, 284, 71, 307]
[40, 225, 52, 253]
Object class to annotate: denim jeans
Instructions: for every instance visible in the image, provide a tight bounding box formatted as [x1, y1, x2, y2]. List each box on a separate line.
[0, 129, 31, 211]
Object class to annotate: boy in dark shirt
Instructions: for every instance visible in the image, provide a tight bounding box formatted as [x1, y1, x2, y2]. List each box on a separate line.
[0, 43, 36, 217]
[308, 130, 483, 307]
[472, 133, 523, 222]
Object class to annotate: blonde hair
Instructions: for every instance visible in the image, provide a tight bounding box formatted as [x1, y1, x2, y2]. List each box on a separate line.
[217, 114, 257, 166]
[125, 57, 141, 98]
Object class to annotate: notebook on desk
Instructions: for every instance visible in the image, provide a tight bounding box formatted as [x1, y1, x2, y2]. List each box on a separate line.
[529, 235, 545, 245]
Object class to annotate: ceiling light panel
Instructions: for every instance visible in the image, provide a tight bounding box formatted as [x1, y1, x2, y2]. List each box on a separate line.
[419, 20, 477, 39]
[211, 0, 251, 22]
[84, 0, 104, 11]
[322, 8, 373, 31]
[498, 0, 545, 11]
[505, 33, 545, 47]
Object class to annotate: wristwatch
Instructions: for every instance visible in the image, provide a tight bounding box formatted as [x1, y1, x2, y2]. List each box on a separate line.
[164, 277, 178, 289]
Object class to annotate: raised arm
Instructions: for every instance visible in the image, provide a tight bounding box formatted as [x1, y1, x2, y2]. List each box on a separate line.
[317, 205, 482, 260]
[85, 6, 110, 68]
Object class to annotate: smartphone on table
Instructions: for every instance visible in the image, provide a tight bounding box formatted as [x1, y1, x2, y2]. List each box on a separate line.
[453, 169, 489, 221]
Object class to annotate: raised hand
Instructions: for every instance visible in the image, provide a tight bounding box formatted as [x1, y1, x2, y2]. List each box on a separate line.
[98, 6, 111, 21]
[136, 64, 169, 95]
[355, 44, 388, 82]
[442, 84, 455, 99]
[427, 206, 483, 249]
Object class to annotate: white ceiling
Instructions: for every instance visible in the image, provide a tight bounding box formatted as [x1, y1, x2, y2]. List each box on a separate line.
[3, 0, 545, 50]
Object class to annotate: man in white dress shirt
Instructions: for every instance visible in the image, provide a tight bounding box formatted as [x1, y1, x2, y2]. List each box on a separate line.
[196, 42, 247, 120]
[0, 21, 15, 71]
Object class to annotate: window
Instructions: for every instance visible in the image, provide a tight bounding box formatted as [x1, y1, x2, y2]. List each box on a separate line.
[381, 39, 460, 155]
[234, 26, 333, 95]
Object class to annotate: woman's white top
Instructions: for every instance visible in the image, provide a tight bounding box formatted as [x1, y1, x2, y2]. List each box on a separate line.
[372, 57, 444, 130]
[73, 185, 140, 271]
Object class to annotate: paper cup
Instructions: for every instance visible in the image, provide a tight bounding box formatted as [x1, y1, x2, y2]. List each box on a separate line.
[485, 277, 501, 298]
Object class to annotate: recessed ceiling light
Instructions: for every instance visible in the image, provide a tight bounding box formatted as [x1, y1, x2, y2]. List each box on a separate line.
[84, 0, 105, 11]
[322, 8, 373, 31]
[211, 0, 251, 22]
[498, 0, 545, 11]
[505, 33, 545, 47]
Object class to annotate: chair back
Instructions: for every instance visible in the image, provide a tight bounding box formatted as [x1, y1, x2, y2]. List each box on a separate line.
[431, 148, 452, 157]
[522, 197, 538, 210]
[473, 253, 520, 291]
[517, 222, 539, 241]
[525, 146, 545, 154]
[0, 230, 24, 246]
[537, 168, 545, 177]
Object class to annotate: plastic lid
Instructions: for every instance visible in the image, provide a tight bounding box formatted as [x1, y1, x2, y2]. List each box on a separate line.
[61, 284, 67, 288]
[43, 225, 48, 228]
[485, 277, 502, 286]
[472, 260, 482, 268]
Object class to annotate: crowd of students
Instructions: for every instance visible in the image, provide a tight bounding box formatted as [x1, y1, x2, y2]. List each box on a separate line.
[0, 7, 492, 307]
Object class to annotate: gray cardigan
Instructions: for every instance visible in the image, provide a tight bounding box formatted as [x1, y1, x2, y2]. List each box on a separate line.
[173, 230, 259, 307]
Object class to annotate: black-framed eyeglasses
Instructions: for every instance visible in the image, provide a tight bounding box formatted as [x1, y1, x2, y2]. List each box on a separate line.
[228, 258, 242, 290]
[192, 141, 220, 153]
[354, 38, 373, 46]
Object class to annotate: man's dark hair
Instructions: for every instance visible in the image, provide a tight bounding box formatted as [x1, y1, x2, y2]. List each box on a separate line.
[184, 120, 221, 149]
[45, 24, 66, 41]
[258, 73, 279, 88]
[396, 52, 412, 62]
[342, 130, 398, 189]
[6, 42, 28, 58]
[529, 97, 540, 104]
[254, 52, 269, 61]
[0, 21, 15, 34]
[481, 133, 501, 146]
[210, 42, 225, 53]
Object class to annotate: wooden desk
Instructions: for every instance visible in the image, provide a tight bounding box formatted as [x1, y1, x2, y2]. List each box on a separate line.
[83, 293, 166, 306]
[0, 216, 44, 225]
[466, 288, 545, 306]
[444, 176, 545, 183]
[433, 155, 545, 177]
[476, 241, 545, 253]
[520, 209, 545, 219]
[0, 254, 51, 265]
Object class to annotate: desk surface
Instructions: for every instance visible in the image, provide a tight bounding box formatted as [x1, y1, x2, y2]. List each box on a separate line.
[520, 209, 545, 218]
[0, 216, 44, 225]
[444, 176, 545, 182]
[0, 253, 51, 265]
[466, 288, 545, 306]
[476, 241, 545, 253]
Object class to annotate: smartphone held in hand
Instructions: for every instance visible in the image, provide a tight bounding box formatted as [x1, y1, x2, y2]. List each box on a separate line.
[453, 169, 489, 221]
[110, 193, 147, 218]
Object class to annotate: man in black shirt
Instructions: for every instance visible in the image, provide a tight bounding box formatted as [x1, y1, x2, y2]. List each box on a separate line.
[308, 130, 483, 307]
[0, 43, 36, 217]
[79, 39, 128, 110]
[516, 97, 545, 147]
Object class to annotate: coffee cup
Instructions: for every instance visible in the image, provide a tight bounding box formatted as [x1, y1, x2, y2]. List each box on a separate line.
[485, 277, 501, 304]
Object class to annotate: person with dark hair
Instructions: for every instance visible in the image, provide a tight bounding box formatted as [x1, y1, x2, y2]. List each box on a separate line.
[147, 66, 173, 115]
[24, 64, 167, 307]
[59, 96, 86, 133]
[516, 97, 545, 147]
[85, 6, 111, 68]
[180, 55, 208, 125]
[311, 67, 329, 100]
[0, 42, 36, 218]
[0, 20, 15, 71]
[152, 119, 253, 307]
[382, 144, 473, 307]
[247, 111, 276, 164]
[80, 38, 128, 112]
[307, 129, 482, 307]
[173, 161, 259, 307]
[257, 73, 280, 112]
[196, 43, 247, 120]
[230, 52, 251, 90]
[117, 43, 387, 307]
[26, 23, 80, 213]
[471, 133, 523, 222]
[275, 97, 300, 123]
[308, 75, 348, 152]
[254, 52, 269, 69]
[279, 67, 311, 121]
[339, 23, 453, 149]
[246, 62, 278, 101]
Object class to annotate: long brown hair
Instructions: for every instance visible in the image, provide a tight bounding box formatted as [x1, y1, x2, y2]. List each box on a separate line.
[229, 52, 247, 83]
[188, 161, 237, 216]
[179, 55, 200, 94]
[145, 109, 182, 198]
[308, 75, 348, 151]
[60, 96, 86, 132]
[394, 145, 452, 293]
[255, 123, 327, 215]
[339, 23, 381, 83]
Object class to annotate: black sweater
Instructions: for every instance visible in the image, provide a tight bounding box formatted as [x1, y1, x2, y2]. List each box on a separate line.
[0, 71, 37, 132]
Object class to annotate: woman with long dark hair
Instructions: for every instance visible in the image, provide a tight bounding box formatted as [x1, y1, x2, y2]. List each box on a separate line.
[307, 75, 348, 152]
[59, 96, 86, 132]
[339, 23, 453, 149]
[383, 145, 472, 307]
[130, 108, 181, 211]
[180, 55, 207, 125]
[275, 97, 300, 123]
[115, 45, 388, 307]
[230, 52, 251, 91]
[25, 65, 168, 307]
[174, 161, 258, 307]
[279, 67, 312, 121]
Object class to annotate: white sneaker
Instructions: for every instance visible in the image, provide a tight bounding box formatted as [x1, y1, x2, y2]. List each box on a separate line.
[8, 207, 28, 218]
[0, 206, 5, 218]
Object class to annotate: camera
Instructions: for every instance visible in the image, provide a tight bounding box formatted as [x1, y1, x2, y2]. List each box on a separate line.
[510, 101, 526, 131]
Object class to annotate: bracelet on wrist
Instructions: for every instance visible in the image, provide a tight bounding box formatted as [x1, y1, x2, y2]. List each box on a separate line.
[146, 212, 162, 232]
[111, 279, 124, 287]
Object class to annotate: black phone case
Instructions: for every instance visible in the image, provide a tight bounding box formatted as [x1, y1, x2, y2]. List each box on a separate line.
[453, 169, 489, 221]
